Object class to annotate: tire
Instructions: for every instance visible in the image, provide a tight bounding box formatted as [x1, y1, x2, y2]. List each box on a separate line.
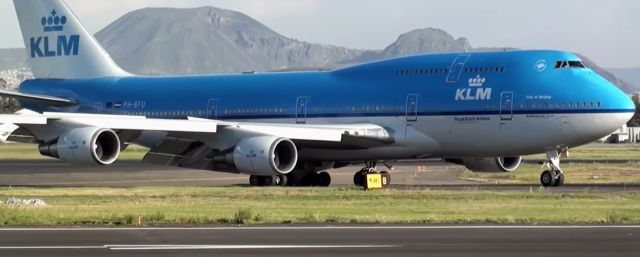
[553, 173, 565, 187]
[380, 171, 391, 187]
[540, 170, 556, 187]
[301, 172, 317, 187]
[285, 174, 300, 187]
[353, 172, 365, 187]
[316, 172, 331, 187]
[277, 175, 288, 186]
[263, 176, 275, 186]
[249, 175, 263, 186]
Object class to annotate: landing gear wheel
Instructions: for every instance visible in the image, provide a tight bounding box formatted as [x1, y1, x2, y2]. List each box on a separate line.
[316, 172, 331, 187]
[276, 175, 288, 186]
[249, 175, 263, 186]
[540, 148, 568, 187]
[553, 173, 565, 187]
[540, 170, 556, 187]
[263, 176, 276, 186]
[300, 172, 316, 187]
[353, 172, 365, 187]
[380, 171, 391, 188]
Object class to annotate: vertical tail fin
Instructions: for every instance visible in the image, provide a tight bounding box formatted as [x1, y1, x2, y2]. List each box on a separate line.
[14, 0, 130, 79]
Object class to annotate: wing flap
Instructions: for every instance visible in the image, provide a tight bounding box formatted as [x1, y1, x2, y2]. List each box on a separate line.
[0, 114, 48, 125]
[63, 117, 218, 133]
[1, 112, 218, 133]
[224, 123, 393, 148]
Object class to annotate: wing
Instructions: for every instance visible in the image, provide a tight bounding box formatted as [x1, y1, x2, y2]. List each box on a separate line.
[0, 111, 394, 166]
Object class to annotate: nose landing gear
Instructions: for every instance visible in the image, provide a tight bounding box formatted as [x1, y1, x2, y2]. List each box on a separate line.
[540, 148, 567, 187]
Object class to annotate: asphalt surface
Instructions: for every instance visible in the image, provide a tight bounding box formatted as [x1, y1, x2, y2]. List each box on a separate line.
[0, 226, 638, 257]
[0, 159, 470, 187]
[1, 160, 640, 192]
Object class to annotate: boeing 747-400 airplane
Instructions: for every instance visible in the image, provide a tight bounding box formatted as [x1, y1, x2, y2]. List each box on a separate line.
[0, 0, 635, 187]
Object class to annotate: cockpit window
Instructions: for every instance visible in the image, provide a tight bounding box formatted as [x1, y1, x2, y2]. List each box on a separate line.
[555, 60, 587, 69]
[555, 61, 567, 69]
[568, 61, 586, 68]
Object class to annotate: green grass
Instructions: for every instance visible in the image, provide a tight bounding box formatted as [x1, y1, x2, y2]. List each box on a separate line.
[524, 145, 640, 161]
[0, 143, 146, 160]
[0, 187, 640, 226]
[461, 162, 640, 184]
[460, 144, 640, 184]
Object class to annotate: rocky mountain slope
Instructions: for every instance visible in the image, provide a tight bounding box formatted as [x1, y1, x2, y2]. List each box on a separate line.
[0, 6, 637, 93]
[95, 7, 365, 75]
[608, 67, 640, 89]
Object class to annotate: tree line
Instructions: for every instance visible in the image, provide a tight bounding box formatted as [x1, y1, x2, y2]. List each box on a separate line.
[629, 94, 640, 127]
[0, 78, 21, 114]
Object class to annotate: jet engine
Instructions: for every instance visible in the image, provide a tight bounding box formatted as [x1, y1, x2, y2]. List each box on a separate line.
[38, 127, 121, 165]
[226, 136, 298, 176]
[455, 156, 522, 173]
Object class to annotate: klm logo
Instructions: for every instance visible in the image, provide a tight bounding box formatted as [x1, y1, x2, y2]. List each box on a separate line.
[30, 9, 80, 58]
[455, 75, 492, 101]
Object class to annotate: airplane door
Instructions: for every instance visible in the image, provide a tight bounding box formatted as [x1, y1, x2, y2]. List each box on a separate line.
[207, 99, 219, 119]
[296, 96, 309, 124]
[406, 94, 418, 122]
[500, 92, 514, 121]
[446, 54, 470, 84]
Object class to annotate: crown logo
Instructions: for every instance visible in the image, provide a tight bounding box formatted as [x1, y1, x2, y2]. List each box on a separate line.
[41, 9, 67, 32]
[468, 75, 486, 87]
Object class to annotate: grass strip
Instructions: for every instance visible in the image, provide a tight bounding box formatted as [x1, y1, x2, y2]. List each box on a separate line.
[0, 187, 639, 226]
[461, 163, 640, 184]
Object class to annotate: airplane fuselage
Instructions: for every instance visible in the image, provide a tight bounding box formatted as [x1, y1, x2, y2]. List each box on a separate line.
[19, 50, 635, 161]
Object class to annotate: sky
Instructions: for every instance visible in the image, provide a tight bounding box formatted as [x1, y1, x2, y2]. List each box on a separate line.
[0, 0, 638, 68]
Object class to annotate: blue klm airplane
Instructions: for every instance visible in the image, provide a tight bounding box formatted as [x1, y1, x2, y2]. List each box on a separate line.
[0, 0, 635, 187]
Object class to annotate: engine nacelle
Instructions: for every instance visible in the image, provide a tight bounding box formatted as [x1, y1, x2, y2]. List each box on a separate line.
[460, 156, 522, 173]
[39, 127, 121, 165]
[231, 136, 298, 176]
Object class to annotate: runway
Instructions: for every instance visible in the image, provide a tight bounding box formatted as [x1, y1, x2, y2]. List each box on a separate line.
[1, 160, 640, 192]
[0, 159, 470, 187]
[0, 226, 639, 257]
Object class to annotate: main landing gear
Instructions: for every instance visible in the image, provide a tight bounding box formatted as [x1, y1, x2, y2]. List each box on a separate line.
[353, 161, 391, 189]
[249, 175, 288, 186]
[540, 148, 567, 187]
[249, 172, 332, 187]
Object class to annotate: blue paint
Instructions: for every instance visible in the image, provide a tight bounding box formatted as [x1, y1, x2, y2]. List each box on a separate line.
[18, 50, 636, 119]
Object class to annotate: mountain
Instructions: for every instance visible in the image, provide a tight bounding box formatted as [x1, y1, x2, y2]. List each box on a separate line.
[350, 28, 471, 63]
[608, 67, 640, 91]
[574, 55, 638, 94]
[0, 48, 29, 70]
[95, 7, 365, 75]
[0, 6, 637, 94]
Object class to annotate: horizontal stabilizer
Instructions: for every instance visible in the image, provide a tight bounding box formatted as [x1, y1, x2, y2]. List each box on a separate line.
[0, 89, 76, 107]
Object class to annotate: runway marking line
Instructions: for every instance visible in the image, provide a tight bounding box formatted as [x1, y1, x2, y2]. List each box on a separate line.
[0, 177, 245, 185]
[106, 245, 397, 250]
[0, 163, 67, 166]
[0, 245, 397, 251]
[1, 225, 640, 232]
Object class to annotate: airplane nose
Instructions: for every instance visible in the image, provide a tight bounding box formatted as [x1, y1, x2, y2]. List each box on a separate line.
[569, 77, 637, 144]
[603, 80, 635, 127]
[620, 92, 636, 112]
